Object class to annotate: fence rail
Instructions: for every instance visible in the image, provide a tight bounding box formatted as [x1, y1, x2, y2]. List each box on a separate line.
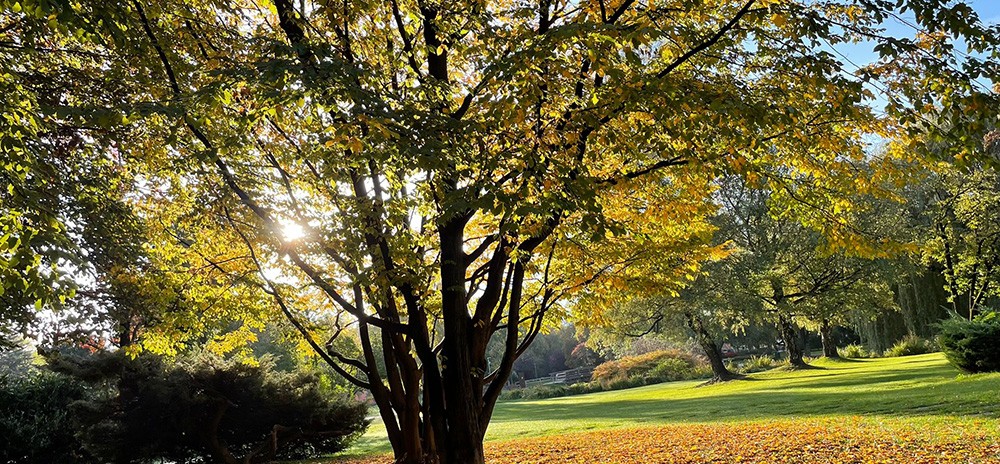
[511, 367, 593, 390]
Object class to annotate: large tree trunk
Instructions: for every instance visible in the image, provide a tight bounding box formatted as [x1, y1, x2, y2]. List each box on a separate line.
[820, 319, 839, 358]
[437, 219, 488, 464]
[684, 311, 741, 381]
[778, 314, 807, 368]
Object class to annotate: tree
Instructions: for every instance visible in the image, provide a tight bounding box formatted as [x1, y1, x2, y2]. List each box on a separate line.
[562, 172, 737, 381]
[799, 277, 896, 358]
[916, 164, 1000, 319]
[0, 72, 79, 348]
[583, 281, 744, 382]
[715, 177, 893, 367]
[4, 0, 998, 462]
[510, 323, 577, 380]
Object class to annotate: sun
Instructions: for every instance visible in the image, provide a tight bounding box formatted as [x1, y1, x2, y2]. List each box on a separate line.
[281, 221, 306, 241]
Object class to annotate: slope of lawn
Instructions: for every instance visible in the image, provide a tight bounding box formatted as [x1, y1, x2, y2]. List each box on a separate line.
[329, 353, 1000, 462]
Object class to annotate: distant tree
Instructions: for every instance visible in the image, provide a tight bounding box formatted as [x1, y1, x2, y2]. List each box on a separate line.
[715, 177, 893, 367]
[586, 286, 743, 382]
[566, 342, 603, 370]
[797, 277, 896, 358]
[512, 324, 579, 379]
[915, 164, 1000, 320]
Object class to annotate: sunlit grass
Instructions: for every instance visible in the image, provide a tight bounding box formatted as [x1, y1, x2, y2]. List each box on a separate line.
[327, 353, 1000, 460]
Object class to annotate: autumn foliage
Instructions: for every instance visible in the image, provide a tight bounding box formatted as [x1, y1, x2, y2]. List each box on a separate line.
[340, 418, 1000, 464]
[591, 349, 708, 387]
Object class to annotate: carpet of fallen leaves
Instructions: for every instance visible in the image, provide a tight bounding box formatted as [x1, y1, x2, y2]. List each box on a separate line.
[336, 417, 1000, 463]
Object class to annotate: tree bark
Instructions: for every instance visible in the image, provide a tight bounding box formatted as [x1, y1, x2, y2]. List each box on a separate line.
[820, 319, 839, 358]
[778, 314, 807, 367]
[431, 217, 488, 464]
[203, 399, 239, 464]
[684, 311, 741, 381]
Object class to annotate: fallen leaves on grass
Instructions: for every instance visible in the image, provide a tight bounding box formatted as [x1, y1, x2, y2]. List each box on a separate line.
[336, 417, 1000, 463]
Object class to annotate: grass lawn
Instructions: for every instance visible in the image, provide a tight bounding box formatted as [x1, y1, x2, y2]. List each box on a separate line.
[326, 353, 1000, 462]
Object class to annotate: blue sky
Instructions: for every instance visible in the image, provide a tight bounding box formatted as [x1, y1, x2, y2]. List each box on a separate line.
[839, 0, 1000, 66]
[825, 1, 1000, 112]
[972, 0, 1000, 25]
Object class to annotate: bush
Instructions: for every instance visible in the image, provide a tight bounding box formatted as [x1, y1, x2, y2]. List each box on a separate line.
[938, 315, 1000, 373]
[50, 352, 369, 464]
[0, 369, 89, 463]
[607, 376, 646, 390]
[838, 344, 872, 359]
[499, 388, 526, 401]
[521, 385, 568, 400]
[566, 382, 600, 396]
[592, 349, 705, 386]
[737, 355, 778, 374]
[649, 358, 695, 381]
[884, 335, 937, 357]
[498, 382, 602, 401]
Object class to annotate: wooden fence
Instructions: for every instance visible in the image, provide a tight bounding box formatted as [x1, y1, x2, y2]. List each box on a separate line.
[512, 367, 594, 389]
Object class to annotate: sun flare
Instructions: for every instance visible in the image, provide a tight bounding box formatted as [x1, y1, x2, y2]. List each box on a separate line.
[281, 222, 306, 241]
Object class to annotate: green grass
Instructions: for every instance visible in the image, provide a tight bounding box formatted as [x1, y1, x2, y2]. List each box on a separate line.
[338, 353, 1000, 458]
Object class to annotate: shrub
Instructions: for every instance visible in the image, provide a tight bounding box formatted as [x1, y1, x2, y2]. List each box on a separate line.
[884, 335, 937, 357]
[51, 352, 369, 464]
[498, 382, 602, 401]
[592, 349, 705, 386]
[649, 358, 693, 381]
[499, 388, 526, 401]
[566, 382, 600, 396]
[607, 376, 646, 390]
[938, 315, 1000, 373]
[0, 369, 90, 463]
[838, 344, 872, 359]
[521, 385, 568, 400]
[737, 355, 778, 374]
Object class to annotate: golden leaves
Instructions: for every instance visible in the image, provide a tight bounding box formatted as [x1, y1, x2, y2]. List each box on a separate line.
[341, 418, 1000, 463]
